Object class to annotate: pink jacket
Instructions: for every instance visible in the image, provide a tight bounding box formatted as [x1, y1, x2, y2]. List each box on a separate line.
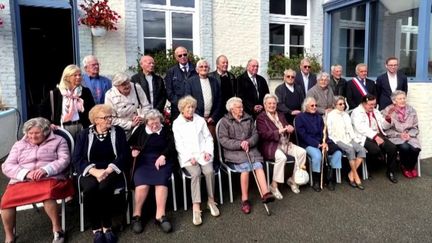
[2, 132, 70, 184]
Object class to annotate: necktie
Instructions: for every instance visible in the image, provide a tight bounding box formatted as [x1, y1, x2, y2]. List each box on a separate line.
[362, 79, 366, 86]
[182, 66, 188, 78]
[252, 76, 259, 97]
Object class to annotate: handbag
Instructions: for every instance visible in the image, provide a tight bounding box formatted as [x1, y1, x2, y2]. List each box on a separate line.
[294, 167, 309, 185]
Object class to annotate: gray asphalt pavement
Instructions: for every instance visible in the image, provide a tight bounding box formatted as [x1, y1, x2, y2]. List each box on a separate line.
[1, 159, 432, 242]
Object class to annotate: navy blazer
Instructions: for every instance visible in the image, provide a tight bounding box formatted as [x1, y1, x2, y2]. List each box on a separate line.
[131, 72, 167, 113]
[185, 75, 221, 122]
[346, 78, 377, 109]
[237, 72, 270, 117]
[294, 72, 317, 96]
[274, 83, 304, 124]
[164, 62, 197, 119]
[376, 72, 408, 110]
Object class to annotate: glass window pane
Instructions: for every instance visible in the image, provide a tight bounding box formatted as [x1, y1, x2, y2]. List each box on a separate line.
[355, 5, 365, 21]
[172, 13, 192, 39]
[331, 5, 366, 76]
[142, 0, 166, 4]
[429, 12, 432, 77]
[172, 39, 193, 52]
[290, 25, 304, 45]
[144, 39, 166, 54]
[291, 0, 307, 16]
[171, 0, 194, 8]
[270, 24, 284, 45]
[143, 11, 165, 38]
[289, 47, 304, 57]
[270, 45, 284, 56]
[368, 0, 418, 77]
[270, 0, 285, 15]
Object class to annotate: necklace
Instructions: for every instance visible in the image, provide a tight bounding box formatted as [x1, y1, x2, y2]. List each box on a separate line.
[92, 127, 109, 141]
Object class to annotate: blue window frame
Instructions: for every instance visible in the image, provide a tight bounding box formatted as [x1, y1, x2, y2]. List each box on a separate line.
[323, 0, 432, 82]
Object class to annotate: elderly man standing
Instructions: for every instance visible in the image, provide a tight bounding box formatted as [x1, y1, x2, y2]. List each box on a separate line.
[346, 63, 377, 109]
[307, 72, 335, 115]
[275, 69, 304, 124]
[376, 57, 408, 110]
[185, 59, 221, 135]
[82, 55, 112, 104]
[330, 64, 347, 97]
[165, 46, 197, 120]
[294, 57, 317, 96]
[209, 55, 237, 110]
[237, 59, 269, 118]
[131, 55, 167, 113]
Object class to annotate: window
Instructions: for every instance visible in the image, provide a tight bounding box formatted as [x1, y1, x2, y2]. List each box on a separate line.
[269, 0, 308, 57]
[330, 5, 366, 77]
[369, 0, 419, 77]
[141, 0, 195, 54]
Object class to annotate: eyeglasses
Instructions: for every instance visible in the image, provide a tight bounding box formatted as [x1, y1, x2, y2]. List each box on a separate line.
[310, 104, 317, 107]
[285, 75, 295, 79]
[97, 115, 114, 121]
[198, 65, 209, 68]
[337, 103, 345, 106]
[177, 53, 188, 58]
[303, 65, 311, 69]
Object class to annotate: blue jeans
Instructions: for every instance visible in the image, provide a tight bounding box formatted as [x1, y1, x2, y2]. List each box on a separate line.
[306, 146, 342, 173]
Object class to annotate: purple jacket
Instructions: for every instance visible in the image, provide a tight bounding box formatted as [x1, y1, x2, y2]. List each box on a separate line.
[256, 111, 290, 160]
[2, 132, 70, 184]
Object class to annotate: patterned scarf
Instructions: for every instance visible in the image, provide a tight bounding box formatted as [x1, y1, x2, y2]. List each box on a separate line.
[394, 106, 407, 123]
[266, 112, 290, 154]
[60, 86, 84, 122]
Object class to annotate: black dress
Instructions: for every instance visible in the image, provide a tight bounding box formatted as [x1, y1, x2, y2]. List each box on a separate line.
[129, 126, 176, 187]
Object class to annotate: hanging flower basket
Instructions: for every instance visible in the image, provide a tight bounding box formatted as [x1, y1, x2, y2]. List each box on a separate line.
[91, 26, 107, 37]
[79, 0, 121, 32]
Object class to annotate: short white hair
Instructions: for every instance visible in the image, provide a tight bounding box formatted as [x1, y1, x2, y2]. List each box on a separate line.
[226, 97, 242, 112]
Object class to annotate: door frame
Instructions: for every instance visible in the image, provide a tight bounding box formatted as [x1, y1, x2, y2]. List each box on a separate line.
[15, 0, 80, 120]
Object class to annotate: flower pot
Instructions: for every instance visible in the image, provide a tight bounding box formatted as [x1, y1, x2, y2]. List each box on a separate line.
[90, 26, 107, 37]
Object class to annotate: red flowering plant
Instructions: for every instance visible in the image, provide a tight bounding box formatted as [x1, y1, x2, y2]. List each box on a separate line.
[0, 3, 5, 27]
[79, 0, 121, 30]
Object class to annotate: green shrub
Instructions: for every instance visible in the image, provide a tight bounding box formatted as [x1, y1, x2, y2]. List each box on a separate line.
[229, 65, 246, 77]
[128, 48, 201, 77]
[267, 54, 321, 79]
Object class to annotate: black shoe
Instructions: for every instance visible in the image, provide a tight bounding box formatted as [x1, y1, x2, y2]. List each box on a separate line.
[387, 172, 398, 184]
[131, 216, 143, 234]
[327, 181, 335, 191]
[155, 216, 172, 233]
[104, 229, 117, 243]
[93, 231, 106, 243]
[312, 181, 321, 192]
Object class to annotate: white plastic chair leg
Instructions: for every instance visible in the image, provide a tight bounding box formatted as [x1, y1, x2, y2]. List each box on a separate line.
[182, 173, 187, 211]
[171, 174, 177, 211]
[218, 172, 223, 205]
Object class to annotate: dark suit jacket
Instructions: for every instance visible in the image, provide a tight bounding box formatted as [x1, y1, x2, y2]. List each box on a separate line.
[208, 70, 237, 109]
[164, 62, 197, 119]
[185, 75, 221, 122]
[346, 78, 377, 109]
[376, 72, 408, 110]
[237, 72, 270, 117]
[274, 83, 304, 124]
[294, 72, 317, 96]
[330, 76, 347, 97]
[131, 72, 167, 113]
[39, 87, 95, 128]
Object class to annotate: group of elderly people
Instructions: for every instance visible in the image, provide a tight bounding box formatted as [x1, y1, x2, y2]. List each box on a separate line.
[1, 56, 421, 243]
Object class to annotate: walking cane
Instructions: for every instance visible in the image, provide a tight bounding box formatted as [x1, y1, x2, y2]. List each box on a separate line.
[245, 152, 271, 216]
[320, 113, 329, 190]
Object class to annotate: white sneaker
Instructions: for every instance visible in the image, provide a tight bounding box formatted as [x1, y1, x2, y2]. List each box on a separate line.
[207, 201, 220, 217]
[287, 178, 300, 194]
[193, 210, 202, 225]
[52, 231, 65, 243]
[269, 185, 283, 200]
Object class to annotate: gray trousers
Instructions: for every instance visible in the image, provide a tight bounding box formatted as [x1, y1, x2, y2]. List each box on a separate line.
[336, 140, 367, 161]
[184, 163, 215, 203]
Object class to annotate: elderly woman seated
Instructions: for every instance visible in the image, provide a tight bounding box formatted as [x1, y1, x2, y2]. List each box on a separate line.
[256, 94, 307, 198]
[327, 96, 367, 189]
[1, 117, 74, 243]
[104, 72, 151, 138]
[306, 72, 335, 115]
[128, 109, 176, 233]
[382, 90, 421, 178]
[295, 97, 342, 192]
[172, 96, 220, 226]
[73, 104, 129, 243]
[218, 97, 275, 214]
